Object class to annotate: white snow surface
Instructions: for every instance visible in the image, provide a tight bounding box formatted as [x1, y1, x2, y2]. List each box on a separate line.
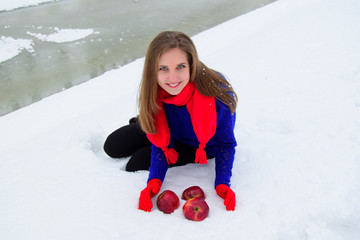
[0, 0, 58, 12]
[1, 0, 360, 239]
[0, 36, 34, 63]
[26, 28, 95, 43]
[0, 27, 95, 63]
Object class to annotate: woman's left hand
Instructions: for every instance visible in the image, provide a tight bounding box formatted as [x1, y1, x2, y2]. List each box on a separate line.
[216, 184, 236, 211]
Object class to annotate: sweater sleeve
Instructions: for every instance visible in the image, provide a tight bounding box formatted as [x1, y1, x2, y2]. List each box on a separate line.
[147, 145, 169, 183]
[214, 100, 237, 188]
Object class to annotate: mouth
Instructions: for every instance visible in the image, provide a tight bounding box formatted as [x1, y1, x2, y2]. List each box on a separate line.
[167, 82, 181, 88]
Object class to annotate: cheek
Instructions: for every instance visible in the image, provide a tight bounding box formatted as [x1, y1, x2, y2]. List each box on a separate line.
[157, 72, 164, 85]
[183, 70, 190, 82]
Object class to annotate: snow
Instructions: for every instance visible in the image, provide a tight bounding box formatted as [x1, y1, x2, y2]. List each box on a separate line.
[0, 0, 59, 12]
[0, 27, 96, 63]
[0, 36, 34, 63]
[26, 28, 96, 43]
[1, 0, 360, 239]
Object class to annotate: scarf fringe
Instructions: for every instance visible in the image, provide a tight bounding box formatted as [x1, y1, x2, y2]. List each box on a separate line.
[162, 148, 179, 165]
[195, 144, 208, 164]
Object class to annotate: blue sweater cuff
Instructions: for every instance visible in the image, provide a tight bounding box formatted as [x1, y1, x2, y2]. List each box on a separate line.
[214, 147, 235, 188]
[147, 145, 169, 183]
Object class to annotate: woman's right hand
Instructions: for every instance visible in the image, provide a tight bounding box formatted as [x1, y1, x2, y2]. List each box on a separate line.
[138, 178, 162, 212]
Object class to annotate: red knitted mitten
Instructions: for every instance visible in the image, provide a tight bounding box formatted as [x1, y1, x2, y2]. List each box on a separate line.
[216, 184, 236, 211]
[138, 178, 162, 212]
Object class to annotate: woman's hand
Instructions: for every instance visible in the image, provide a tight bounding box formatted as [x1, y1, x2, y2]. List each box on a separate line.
[138, 178, 162, 212]
[216, 184, 236, 211]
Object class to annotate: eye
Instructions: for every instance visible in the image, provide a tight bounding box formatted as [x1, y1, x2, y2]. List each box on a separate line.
[159, 66, 168, 71]
[177, 64, 186, 69]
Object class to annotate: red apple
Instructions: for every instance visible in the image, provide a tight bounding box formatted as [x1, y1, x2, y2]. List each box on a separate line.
[181, 186, 205, 200]
[183, 197, 209, 221]
[156, 190, 180, 214]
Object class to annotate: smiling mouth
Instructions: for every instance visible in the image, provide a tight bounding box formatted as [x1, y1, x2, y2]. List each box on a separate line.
[167, 82, 181, 88]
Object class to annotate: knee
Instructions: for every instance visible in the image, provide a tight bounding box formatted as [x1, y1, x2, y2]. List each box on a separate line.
[125, 147, 152, 172]
[103, 135, 118, 158]
[103, 124, 150, 159]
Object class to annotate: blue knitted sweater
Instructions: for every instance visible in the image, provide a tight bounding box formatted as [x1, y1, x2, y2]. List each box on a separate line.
[148, 98, 237, 188]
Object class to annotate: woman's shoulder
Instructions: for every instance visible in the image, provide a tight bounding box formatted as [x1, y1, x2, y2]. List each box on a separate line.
[215, 98, 235, 115]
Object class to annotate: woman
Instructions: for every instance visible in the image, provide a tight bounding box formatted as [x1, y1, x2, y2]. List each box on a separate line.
[104, 31, 237, 212]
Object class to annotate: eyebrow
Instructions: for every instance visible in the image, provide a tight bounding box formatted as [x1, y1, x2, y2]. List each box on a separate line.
[158, 63, 187, 67]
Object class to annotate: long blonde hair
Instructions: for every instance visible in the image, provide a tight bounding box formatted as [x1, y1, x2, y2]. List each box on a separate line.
[138, 31, 237, 134]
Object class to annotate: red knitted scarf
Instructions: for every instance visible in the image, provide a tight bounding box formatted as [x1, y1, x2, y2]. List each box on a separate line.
[147, 82, 217, 165]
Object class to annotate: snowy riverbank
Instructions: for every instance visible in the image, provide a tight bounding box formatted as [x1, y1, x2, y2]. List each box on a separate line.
[0, 0, 59, 12]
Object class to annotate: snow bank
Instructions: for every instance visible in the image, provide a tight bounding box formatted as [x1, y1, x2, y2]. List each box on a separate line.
[0, 0, 59, 12]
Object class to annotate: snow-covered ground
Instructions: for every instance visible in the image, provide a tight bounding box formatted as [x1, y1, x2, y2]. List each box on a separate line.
[1, 0, 360, 239]
[0, 0, 59, 12]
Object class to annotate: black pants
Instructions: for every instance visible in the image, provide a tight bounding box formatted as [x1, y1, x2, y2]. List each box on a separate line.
[103, 118, 201, 171]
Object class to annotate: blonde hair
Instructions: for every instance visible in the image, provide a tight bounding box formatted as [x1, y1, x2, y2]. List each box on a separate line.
[138, 31, 237, 134]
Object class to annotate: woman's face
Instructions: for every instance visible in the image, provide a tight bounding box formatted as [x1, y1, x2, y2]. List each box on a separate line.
[157, 48, 190, 95]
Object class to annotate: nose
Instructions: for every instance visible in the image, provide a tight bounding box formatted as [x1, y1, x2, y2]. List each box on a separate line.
[168, 70, 178, 83]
